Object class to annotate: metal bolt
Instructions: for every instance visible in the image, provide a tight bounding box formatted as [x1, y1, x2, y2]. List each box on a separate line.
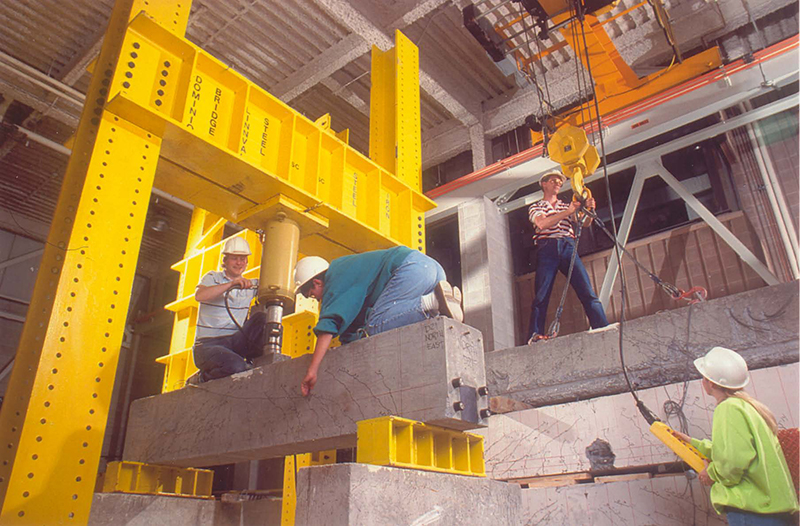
[478, 386, 489, 397]
[451, 377, 462, 388]
[480, 409, 493, 419]
[453, 401, 465, 412]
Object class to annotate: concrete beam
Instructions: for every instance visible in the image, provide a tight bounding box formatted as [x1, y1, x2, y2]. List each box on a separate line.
[123, 317, 489, 467]
[296, 463, 522, 526]
[486, 282, 799, 408]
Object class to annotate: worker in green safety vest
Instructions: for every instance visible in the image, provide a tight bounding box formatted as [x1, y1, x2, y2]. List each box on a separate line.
[673, 347, 798, 525]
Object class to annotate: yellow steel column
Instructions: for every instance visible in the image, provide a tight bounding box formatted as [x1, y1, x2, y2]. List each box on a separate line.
[0, 0, 188, 523]
[369, 31, 422, 193]
[369, 31, 425, 253]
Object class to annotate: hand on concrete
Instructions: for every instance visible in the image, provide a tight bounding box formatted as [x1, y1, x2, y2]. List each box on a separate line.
[698, 462, 713, 486]
[301, 369, 317, 396]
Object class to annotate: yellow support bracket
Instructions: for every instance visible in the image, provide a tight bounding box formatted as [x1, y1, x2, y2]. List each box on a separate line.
[357, 416, 486, 477]
[98, 461, 213, 499]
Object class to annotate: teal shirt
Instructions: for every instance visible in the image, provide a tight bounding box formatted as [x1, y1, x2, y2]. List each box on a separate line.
[691, 397, 799, 515]
[314, 246, 413, 343]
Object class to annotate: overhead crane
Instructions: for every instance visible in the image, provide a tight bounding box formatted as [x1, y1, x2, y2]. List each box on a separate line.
[0, 0, 433, 523]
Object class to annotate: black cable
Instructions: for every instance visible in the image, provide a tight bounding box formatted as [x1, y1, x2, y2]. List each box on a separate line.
[223, 287, 246, 333]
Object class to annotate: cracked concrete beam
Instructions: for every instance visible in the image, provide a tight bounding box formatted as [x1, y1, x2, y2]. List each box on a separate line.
[313, 0, 480, 126]
[123, 317, 488, 467]
[486, 282, 799, 408]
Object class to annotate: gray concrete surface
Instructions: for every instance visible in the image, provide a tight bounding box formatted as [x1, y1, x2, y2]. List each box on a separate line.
[124, 317, 489, 466]
[486, 282, 799, 407]
[89, 493, 282, 526]
[89, 493, 224, 526]
[295, 463, 522, 526]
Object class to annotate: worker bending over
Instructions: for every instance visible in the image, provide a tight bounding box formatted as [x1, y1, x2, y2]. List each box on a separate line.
[673, 347, 798, 525]
[294, 246, 462, 396]
[188, 237, 265, 384]
[527, 170, 608, 344]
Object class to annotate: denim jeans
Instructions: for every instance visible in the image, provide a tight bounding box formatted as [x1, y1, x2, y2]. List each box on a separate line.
[528, 237, 608, 338]
[193, 311, 266, 380]
[364, 250, 446, 336]
[726, 509, 795, 526]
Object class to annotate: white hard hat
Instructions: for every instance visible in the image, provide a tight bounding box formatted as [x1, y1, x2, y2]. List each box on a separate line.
[294, 256, 329, 293]
[222, 237, 251, 256]
[693, 346, 750, 389]
[539, 170, 566, 185]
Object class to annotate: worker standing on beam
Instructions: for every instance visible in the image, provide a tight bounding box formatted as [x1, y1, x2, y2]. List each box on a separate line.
[188, 237, 266, 384]
[527, 170, 608, 344]
[294, 247, 462, 396]
[672, 347, 798, 525]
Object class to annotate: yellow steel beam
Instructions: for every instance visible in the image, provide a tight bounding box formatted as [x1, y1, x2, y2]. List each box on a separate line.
[530, 47, 722, 145]
[103, 16, 433, 258]
[0, 1, 179, 521]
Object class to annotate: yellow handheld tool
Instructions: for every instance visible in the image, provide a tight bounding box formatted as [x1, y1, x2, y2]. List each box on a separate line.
[649, 421, 709, 472]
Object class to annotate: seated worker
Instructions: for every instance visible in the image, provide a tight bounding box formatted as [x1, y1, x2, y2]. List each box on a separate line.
[188, 237, 265, 384]
[294, 246, 462, 396]
[527, 170, 608, 344]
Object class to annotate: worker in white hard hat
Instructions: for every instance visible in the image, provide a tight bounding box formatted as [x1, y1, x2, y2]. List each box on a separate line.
[294, 246, 463, 396]
[186, 236, 265, 385]
[526, 170, 607, 343]
[671, 347, 798, 524]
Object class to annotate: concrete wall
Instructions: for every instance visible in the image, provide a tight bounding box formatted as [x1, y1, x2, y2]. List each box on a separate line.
[478, 363, 798, 481]
[487, 282, 799, 407]
[522, 474, 726, 526]
[458, 196, 517, 351]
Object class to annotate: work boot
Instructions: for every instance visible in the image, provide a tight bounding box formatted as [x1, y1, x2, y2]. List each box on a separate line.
[434, 281, 463, 323]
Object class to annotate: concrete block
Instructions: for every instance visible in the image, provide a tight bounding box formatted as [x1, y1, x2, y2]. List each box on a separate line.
[88, 493, 225, 526]
[478, 363, 798, 480]
[124, 317, 488, 467]
[487, 282, 799, 406]
[521, 474, 726, 526]
[88, 493, 281, 526]
[295, 463, 522, 526]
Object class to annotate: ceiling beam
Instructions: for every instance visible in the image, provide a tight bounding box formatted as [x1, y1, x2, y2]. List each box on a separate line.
[312, 0, 481, 125]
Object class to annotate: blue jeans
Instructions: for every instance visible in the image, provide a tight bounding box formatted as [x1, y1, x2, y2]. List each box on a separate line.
[364, 250, 446, 336]
[528, 237, 608, 338]
[193, 311, 266, 380]
[726, 509, 795, 526]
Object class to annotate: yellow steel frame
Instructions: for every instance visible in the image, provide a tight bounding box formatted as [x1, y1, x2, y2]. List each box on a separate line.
[0, 0, 429, 523]
[0, 2, 182, 523]
[104, 14, 433, 257]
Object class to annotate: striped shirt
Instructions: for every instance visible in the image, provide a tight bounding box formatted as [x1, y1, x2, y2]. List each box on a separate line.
[528, 198, 575, 243]
[194, 271, 258, 342]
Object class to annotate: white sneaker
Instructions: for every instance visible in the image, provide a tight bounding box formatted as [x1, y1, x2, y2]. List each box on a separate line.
[587, 322, 619, 334]
[434, 281, 463, 323]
